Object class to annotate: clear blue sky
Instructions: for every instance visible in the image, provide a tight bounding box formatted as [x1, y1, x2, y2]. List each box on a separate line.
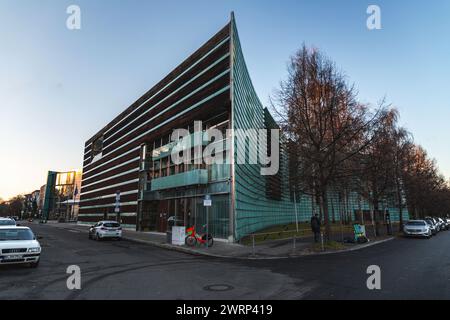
[1, 0, 449, 199]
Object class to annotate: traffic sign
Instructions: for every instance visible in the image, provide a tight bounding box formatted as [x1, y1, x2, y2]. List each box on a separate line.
[203, 194, 212, 207]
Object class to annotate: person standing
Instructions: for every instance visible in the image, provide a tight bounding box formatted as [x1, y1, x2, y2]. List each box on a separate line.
[311, 214, 321, 243]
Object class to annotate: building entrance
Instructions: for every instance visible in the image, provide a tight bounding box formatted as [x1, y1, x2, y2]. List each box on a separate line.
[138, 194, 229, 239]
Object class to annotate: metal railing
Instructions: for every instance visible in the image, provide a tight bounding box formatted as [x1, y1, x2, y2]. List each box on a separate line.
[245, 225, 358, 257]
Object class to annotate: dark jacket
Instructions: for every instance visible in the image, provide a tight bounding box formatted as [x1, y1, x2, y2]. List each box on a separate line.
[311, 216, 321, 232]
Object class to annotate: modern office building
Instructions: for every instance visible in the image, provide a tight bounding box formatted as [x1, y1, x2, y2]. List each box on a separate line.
[42, 170, 82, 221]
[79, 14, 408, 241]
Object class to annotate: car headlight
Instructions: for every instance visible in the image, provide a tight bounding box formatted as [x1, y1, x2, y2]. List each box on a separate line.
[28, 247, 41, 253]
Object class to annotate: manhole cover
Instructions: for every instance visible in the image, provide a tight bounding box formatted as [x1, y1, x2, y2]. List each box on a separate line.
[203, 284, 234, 292]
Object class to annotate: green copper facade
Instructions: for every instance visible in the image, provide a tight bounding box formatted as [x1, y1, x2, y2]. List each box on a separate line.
[228, 14, 409, 241]
[230, 16, 297, 240]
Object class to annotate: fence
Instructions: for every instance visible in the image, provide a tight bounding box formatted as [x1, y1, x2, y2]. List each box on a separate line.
[243, 222, 400, 256]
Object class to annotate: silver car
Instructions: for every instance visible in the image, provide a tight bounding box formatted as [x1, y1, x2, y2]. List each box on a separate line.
[403, 220, 432, 239]
[438, 218, 448, 231]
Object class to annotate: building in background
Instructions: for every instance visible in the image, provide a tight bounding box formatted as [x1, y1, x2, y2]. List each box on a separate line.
[79, 14, 408, 241]
[38, 184, 46, 217]
[41, 170, 82, 221]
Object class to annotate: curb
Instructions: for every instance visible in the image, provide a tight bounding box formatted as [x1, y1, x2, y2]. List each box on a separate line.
[123, 235, 396, 260]
[35, 222, 395, 260]
[122, 236, 227, 259]
[287, 237, 395, 258]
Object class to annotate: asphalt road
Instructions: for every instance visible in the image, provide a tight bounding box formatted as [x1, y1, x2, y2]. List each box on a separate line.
[1, 223, 449, 300]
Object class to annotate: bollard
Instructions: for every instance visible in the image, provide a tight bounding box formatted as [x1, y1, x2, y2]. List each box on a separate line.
[321, 232, 324, 251]
[252, 234, 255, 257]
[293, 236, 296, 251]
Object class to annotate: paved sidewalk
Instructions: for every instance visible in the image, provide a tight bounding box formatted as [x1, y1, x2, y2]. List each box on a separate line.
[36, 221, 395, 260]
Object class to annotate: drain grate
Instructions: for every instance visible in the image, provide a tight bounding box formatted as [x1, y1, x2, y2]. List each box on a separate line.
[203, 284, 234, 292]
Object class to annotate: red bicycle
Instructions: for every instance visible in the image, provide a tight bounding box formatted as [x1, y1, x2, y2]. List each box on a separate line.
[185, 225, 214, 247]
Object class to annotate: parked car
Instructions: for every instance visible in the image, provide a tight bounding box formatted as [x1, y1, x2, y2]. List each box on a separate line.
[426, 217, 441, 232]
[0, 218, 16, 226]
[403, 220, 432, 239]
[425, 219, 438, 235]
[435, 218, 445, 231]
[0, 226, 41, 268]
[88, 221, 122, 241]
[438, 218, 448, 231]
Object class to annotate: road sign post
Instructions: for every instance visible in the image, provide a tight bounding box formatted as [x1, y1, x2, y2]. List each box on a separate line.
[203, 195, 212, 248]
[115, 191, 121, 222]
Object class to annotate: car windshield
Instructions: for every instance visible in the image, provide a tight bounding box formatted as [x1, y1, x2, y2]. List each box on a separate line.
[406, 221, 426, 226]
[0, 220, 15, 226]
[103, 223, 120, 228]
[0, 229, 34, 241]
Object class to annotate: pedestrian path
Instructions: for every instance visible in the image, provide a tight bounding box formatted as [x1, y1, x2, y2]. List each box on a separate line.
[37, 221, 395, 260]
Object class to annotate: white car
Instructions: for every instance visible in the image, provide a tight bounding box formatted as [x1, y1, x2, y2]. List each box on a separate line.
[88, 221, 122, 241]
[0, 217, 16, 226]
[403, 220, 432, 239]
[0, 226, 41, 267]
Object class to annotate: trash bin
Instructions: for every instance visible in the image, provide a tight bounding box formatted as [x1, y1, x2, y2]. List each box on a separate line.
[166, 231, 172, 244]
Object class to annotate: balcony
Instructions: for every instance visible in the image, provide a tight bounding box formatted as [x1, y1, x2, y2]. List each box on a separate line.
[150, 169, 208, 191]
[152, 132, 209, 161]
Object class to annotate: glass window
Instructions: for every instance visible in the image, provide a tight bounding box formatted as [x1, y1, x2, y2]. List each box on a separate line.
[92, 136, 104, 158]
[103, 222, 120, 228]
[0, 228, 35, 241]
[0, 219, 16, 226]
[162, 134, 169, 146]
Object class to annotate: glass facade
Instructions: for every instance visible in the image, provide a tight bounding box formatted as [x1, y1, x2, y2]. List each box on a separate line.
[134, 15, 409, 242]
[137, 112, 232, 239]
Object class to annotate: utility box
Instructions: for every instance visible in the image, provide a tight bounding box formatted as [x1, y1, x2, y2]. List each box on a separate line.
[172, 226, 186, 246]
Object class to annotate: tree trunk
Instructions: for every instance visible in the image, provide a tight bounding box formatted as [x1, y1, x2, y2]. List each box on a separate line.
[331, 195, 336, 223]
[397, 183, 404, 231]
[374, 201, 380, 237]
[345, 190, 351, 224]
[321, 189, 331, 242]
[370, 204, 377, 238]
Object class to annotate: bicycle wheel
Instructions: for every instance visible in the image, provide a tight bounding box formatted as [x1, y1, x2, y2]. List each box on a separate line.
[185, 236, 197, 247]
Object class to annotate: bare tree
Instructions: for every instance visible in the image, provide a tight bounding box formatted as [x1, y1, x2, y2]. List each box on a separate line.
[7, 195, 25, 218]
[391, 126, 413, 230]
[401, 145, 450, 218]
[356, 108, 399, 236]
[273, 45, 386, 240]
